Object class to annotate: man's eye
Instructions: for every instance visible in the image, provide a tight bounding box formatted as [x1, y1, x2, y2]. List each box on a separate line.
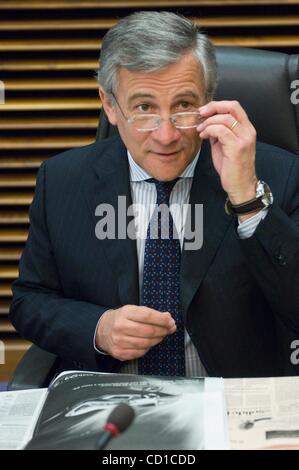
[136, 104, 151, 112]
[179, 101, 193, 110]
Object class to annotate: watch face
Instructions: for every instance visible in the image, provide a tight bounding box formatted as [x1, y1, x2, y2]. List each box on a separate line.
[256, 181, 265, 198]
[258, 180, 273, 207]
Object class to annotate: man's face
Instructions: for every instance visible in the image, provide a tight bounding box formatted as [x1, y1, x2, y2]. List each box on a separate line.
[100, 53, 206, 181]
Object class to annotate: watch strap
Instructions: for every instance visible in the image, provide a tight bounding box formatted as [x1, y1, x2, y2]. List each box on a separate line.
[225, 196, 265, 216]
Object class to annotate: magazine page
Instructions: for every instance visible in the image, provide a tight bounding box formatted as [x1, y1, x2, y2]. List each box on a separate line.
[225, 376, 299, 450]
[25, 371, 228, 450]
[0, 388, 48, 450]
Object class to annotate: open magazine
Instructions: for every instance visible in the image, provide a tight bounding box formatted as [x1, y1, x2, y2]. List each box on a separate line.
[0, 371, 229, 450]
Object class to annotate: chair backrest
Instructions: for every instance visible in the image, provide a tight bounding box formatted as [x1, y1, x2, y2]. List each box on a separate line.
[96, 46, 299, 155]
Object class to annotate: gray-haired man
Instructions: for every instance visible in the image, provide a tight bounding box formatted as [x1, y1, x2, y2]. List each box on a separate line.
[10, 12, 299, 378]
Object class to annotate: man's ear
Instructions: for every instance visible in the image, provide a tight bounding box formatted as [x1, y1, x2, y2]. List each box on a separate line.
[99, 88, 117, 126]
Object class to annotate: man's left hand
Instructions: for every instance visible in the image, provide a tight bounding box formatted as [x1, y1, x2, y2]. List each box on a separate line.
[197, 100, 257, 206]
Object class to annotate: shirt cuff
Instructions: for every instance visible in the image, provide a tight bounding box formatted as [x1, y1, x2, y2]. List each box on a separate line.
[237, 208, 269, 239]
[93, 309, 113, 356]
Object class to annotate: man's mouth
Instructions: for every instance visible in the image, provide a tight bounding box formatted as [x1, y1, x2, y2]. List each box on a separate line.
[154, 150, 180, 157]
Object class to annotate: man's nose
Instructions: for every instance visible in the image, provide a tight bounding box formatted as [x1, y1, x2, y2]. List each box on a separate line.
[151, 119, 181, 145]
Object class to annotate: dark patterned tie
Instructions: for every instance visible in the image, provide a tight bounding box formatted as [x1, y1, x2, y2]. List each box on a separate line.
[138, 178, 185, 376]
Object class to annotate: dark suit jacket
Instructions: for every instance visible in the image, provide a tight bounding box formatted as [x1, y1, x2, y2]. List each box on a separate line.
[9, 135, 299, 378]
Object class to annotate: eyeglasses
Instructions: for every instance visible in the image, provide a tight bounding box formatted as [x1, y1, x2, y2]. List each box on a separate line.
[111, 93, 204, 132]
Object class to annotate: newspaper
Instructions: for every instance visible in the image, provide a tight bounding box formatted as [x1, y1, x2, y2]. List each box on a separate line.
[0, 389, 47, 450]
[225, 377, 299, 450]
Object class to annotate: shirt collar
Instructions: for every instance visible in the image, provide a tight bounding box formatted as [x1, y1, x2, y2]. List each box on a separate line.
[127, 147, 201, 182]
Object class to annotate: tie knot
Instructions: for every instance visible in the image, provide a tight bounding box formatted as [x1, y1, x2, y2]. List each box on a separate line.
[146, 178, 180, 205]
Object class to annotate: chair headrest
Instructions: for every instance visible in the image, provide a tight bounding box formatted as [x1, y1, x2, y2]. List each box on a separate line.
[215, 47, 299, 155]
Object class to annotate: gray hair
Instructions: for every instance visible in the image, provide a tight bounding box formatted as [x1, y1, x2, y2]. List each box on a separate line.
[97, 11, 217, 102]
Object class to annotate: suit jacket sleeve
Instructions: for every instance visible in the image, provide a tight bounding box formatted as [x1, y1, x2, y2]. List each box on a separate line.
[9, 162, 118, 371]
[239, 155, 299, 333]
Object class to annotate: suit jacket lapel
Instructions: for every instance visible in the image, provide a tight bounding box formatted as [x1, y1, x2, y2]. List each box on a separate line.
[83, 136, 139, 307]
[180, 140, 234, 319]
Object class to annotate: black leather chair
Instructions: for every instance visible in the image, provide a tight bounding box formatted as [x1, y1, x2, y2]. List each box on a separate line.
[8, 46, 299, 391]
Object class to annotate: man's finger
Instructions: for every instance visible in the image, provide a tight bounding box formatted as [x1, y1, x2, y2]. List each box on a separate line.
[118, 335, 165, 350]
[198, 123, 236, 144]
[127, 306, 175, 328]
[123, 320, 176, 338]
[197, 113, 242, 137]
[199, 100, 248, 123]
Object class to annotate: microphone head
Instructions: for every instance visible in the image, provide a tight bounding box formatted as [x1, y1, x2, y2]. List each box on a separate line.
[107, 402, 135, 433]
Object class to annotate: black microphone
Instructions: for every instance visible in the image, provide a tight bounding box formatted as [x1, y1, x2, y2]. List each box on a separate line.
[95, 402, 135, 450]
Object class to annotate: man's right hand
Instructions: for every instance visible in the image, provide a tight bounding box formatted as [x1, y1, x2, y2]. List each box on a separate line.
[95, 305, 177, 361]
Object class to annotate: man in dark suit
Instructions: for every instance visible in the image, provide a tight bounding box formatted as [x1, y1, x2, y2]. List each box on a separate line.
[10, 12, 299, 378]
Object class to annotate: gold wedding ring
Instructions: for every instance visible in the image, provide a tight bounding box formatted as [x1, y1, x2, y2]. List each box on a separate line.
[230, 119, 239, 131]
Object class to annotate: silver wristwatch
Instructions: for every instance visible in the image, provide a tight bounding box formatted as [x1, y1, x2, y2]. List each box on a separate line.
[225, 180, 273, 216]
